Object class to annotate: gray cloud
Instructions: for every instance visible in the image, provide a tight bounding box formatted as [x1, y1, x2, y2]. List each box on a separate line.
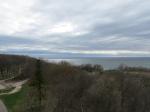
[0, 0, 150, 57]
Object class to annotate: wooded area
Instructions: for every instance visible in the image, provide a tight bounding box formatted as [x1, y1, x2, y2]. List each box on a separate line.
[0, 54, 150, 112]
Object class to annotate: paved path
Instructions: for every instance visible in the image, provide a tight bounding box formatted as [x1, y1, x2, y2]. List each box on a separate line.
[0, 100, 7, 112]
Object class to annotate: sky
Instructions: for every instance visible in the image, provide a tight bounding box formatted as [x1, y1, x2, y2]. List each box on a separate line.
[0, 0, 150, 58]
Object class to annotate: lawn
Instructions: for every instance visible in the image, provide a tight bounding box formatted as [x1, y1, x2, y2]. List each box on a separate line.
[0, 84, 29, 112]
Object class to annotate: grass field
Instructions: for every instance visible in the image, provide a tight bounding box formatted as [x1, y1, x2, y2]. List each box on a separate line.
[0, 84, 29, 112]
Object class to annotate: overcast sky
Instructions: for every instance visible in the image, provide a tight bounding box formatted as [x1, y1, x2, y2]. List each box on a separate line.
[0, 0, 150, 57]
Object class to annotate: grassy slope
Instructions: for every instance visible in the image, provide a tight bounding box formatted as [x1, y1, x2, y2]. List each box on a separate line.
[0, 84, 29, 112]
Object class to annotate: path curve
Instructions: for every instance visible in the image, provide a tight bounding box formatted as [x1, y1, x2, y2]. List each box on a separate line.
[0, 79, 28, 112]
[0, 79, 28, 95]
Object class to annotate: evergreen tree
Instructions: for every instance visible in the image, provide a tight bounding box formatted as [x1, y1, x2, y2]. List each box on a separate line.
[28, 59, 46, 112]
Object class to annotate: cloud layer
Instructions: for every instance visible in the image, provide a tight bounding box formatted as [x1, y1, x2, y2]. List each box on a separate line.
[0, 0, 150, 57]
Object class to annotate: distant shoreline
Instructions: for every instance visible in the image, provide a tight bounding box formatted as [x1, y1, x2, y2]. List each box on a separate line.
[48, 57, 150, 70]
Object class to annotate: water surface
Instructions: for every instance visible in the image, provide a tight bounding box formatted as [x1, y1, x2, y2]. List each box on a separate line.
[48, 57, 150, 70]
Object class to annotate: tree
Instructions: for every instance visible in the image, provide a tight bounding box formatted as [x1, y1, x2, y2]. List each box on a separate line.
[28, 59, 46, 112]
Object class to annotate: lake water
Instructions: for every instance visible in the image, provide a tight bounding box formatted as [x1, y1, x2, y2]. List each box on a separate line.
[48, 57, 150, 70]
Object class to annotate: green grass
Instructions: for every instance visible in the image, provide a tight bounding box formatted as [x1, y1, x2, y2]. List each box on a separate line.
[0, 84, 29, 112]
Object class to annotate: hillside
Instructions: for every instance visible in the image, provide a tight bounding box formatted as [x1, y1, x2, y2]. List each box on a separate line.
[0, 54, 150, 112]
[0, 54, 36, 80]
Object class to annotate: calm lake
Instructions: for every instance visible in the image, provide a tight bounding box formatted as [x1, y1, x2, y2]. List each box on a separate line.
[48, 57, 150, 70]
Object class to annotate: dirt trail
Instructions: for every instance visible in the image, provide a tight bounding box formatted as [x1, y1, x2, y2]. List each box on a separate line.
[0, 79, 28, 112]
[0, 79, 28, 95]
